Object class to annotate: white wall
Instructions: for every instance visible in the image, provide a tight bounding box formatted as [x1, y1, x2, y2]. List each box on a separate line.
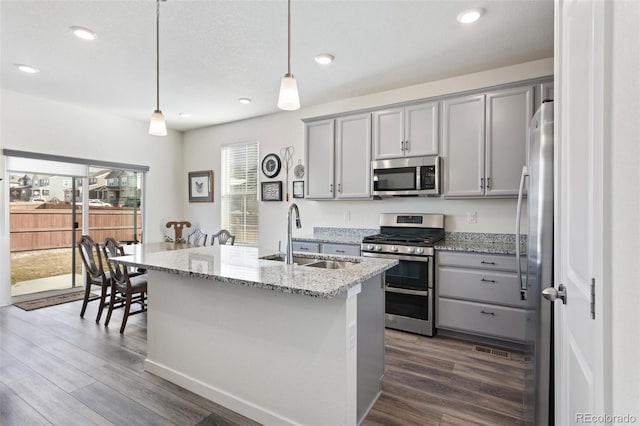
[0, 89, 184, 304]
[183, 58, 553, 246]
[609, 0, 640, 418]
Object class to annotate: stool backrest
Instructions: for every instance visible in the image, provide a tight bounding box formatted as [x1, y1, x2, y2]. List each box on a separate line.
[102, 237, 128, 290]
[187, 228, 208, 246]
[77, 235, 105, 281]
[211, 229, 235, 245]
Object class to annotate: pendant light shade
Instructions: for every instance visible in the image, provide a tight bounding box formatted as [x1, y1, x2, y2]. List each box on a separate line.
[149, 0, 167, 136]
[278, 74, 300, 110]
[277, 0, 300, 110]
[149, 110, 167, 136]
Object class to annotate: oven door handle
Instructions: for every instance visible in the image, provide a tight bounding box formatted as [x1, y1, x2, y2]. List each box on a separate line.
[385, 285, 430, 297]
[362, 252, 432, 262]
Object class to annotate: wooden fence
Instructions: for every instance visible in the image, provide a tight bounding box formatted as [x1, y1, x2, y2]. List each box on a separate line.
[10, 204, 142, 252]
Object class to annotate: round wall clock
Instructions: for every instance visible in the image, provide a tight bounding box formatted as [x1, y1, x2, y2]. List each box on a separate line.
[261, 153, 281, 178]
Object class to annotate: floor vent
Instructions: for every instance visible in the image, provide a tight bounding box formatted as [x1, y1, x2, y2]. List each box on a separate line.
[473, 345, 511, 359]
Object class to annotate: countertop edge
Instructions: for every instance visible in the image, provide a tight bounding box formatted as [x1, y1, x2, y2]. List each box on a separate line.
[111, 250, 397, 299]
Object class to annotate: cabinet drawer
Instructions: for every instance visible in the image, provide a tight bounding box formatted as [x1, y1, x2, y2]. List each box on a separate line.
[437, 298, 533, 342]
[322, 243, 360, 256]
[438, 251, 519, 272]
[292, 242, 320, 253]
[438, 267, 533, 308]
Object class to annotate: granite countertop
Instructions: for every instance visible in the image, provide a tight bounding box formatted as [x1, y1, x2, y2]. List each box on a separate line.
[292, 228, 526, 255]
[111, 243, 397, 299]
[293, 227, 378, 245]
[435, 232, 527, 255]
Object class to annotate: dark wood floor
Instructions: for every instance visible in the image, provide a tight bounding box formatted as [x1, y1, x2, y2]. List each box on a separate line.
[1, 298, 525, 425]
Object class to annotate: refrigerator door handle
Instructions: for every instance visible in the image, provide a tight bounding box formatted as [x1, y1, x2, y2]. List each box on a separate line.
[516, 165, 529, 300]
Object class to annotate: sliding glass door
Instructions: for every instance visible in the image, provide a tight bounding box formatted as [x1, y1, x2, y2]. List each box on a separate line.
[87, 167, 143, 244]
[9, 172, 82, 297]
[5, 151, 148, 302]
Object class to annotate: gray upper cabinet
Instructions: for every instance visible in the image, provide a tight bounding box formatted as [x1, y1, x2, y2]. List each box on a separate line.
[305, 113, 371, 200]
[372, 101, 439, 160]
[336, 113, 372, 199]
[305, 119, 334, 199]
[442, 94, 485, 197]
[485, 85, 533, 196]
[536, 81, 554, 107]
[442, 85, 533, 198]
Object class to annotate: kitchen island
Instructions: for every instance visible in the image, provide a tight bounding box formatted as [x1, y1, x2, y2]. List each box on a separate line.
[111, 243, 396, 426]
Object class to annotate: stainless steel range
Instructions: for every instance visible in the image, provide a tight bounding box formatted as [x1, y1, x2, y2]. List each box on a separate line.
[361, 213, 444, 336]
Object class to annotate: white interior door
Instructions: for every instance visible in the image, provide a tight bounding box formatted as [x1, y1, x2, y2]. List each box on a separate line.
[554, 0, 606, 424]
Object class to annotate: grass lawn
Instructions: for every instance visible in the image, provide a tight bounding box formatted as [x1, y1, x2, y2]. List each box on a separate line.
[11, 248, 82, 285]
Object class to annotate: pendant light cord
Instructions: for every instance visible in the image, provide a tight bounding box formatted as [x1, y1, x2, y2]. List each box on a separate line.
[156, 0, 160, 111]
[287, 0, 291, 76]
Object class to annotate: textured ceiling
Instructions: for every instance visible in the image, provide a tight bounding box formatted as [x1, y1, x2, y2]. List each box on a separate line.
[1, 0, 554, 131]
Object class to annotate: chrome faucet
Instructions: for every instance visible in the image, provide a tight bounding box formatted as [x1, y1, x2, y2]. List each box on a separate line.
[286, 203, 302, 264]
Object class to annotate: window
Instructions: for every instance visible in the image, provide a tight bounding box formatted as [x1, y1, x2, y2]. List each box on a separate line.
[221, 141, 259, 244]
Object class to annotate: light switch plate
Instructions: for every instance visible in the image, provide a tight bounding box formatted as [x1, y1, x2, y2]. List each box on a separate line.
[466, 211, 477, 224]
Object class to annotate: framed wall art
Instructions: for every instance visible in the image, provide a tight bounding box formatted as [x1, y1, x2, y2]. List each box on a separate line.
[293, 181, 304, 198]
[261, 181, 282, 201]
[188, 170, 213, 202]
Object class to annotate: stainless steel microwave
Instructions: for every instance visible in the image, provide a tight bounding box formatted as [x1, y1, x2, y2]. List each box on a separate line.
[371, 156, 440, 197]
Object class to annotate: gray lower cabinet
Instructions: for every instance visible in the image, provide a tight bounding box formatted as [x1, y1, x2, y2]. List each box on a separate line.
[291, 241, 320, 253]
[436, 251, 533, 343]
[292, 241, 361, 256]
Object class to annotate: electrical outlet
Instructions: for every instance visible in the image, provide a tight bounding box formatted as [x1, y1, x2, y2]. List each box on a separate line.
[466, 211, 477, 224]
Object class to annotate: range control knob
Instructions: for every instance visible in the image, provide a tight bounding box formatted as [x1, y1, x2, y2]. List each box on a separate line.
[416, 247, 424, 254]
[375, 245, 383, 251]
[390, 246, 398, 252]
[367, 244, 374, 251]
[407, 247, 416, 254]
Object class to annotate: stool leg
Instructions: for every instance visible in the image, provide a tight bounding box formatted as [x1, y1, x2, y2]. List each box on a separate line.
[95, 279, 109, 323]
[105, 284, 117, 327]
[79, 276, 92, 318]
[120, 292, 132, 334]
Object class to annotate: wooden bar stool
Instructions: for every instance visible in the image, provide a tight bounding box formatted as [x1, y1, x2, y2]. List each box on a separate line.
[102, 237, 148, 333]
[77, 235, 111, 323]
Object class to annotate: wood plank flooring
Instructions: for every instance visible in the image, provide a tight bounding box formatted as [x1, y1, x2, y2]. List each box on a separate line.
[0, 299, 525, 425]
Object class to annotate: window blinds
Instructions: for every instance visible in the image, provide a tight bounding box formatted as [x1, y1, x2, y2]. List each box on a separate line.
[221, 141, 259, 244]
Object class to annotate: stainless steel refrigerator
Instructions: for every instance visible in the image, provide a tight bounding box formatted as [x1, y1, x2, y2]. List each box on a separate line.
[516, 100, 554, 425]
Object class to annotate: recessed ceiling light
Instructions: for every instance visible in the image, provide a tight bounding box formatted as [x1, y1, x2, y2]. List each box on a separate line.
[70, 26, 97, 40]
[238, 98, 252, 105]
[178, 112, 191, 118]
[314, 54, 335, 65]
[457, 8, 484, 24]
[15, 64, 39, 74]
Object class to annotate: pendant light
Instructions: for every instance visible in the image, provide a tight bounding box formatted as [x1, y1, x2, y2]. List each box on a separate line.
[277, 0, 300, 110]
[149, 0, 167, 136]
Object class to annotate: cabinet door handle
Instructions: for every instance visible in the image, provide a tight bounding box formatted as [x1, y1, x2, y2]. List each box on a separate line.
[330, 184, 333, 193]
[300, 247, 308, 251]
[480, 310, 495, 316]
[336, 249, 345, 253]
[480, 178, 485, 189]
[405, 140, 409, 152]
[480, 260, 496, 265]
[481, 278, 496, 283]
[400, 140, 405, 151]
[486, 177, 491, 189]
[337, 183, 342, 193]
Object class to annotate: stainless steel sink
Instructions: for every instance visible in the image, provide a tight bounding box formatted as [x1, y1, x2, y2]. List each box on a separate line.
[260, 254, 319, 265]
[260, 255, 356, 269]
[304, 260, 354, 269]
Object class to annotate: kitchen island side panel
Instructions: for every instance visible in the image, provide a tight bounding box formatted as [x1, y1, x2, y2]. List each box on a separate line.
[144, 270, 359, 426]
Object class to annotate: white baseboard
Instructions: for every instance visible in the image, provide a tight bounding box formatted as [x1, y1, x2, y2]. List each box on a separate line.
[144, 358, 298, 426]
